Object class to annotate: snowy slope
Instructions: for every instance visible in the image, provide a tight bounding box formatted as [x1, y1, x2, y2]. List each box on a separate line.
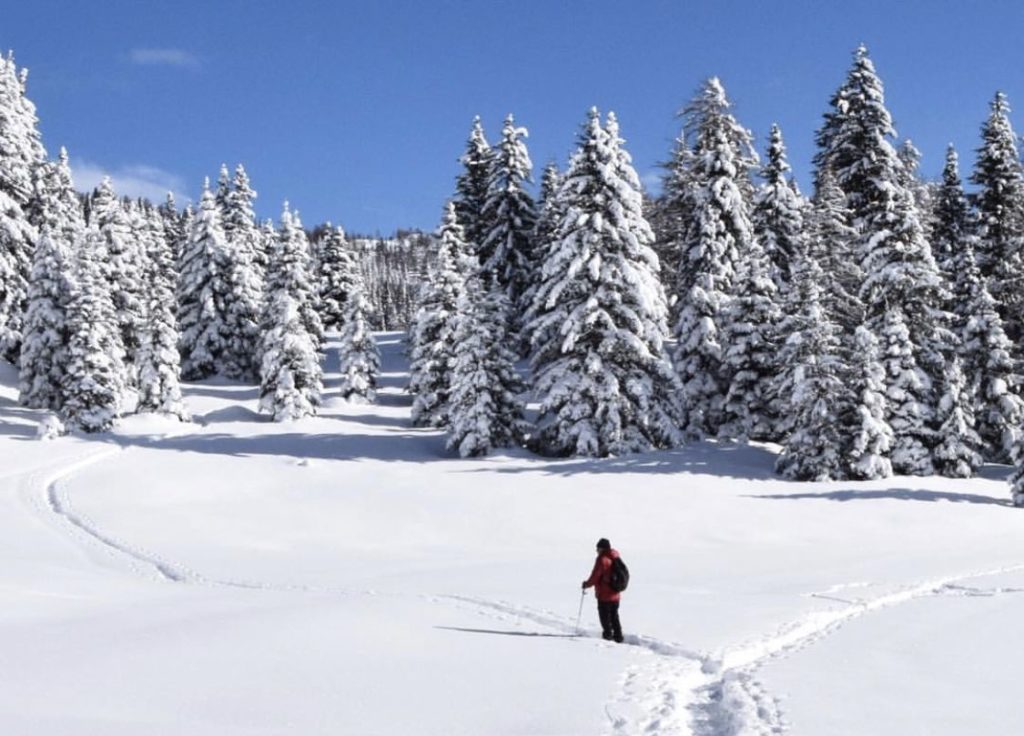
[0, 333, 1021, 735]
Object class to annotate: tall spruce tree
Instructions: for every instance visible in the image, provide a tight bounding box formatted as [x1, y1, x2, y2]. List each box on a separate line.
[454, 116, 493, 252]
[529, 109, 683, 457]
[336, 271, 380, 403]
[960, 245, 1024, 463]
[258, 203, 323, 421]
[971, 91, 1024, 344]
[19, 151, 82, 409]
[844, 325, 893, 480]
[478, 114, 536, 319]
[932, 354, 983, 478]
[446, 275, 527, 457]
[61, 226, 126, 432]
[177, 180, 229, 380]
[775, 252, 846, 481]
[220, 164, 264, 380]
[816, 46, 946, 472]
[753, 124, 806, 290]
[0, 54, 46, 361]
[408, 202, 466, 428]
[718, 235, 781, 441]
[317, 225, 359, 331]
[668, 78, 759, 437]
[92, 178, 145, 370]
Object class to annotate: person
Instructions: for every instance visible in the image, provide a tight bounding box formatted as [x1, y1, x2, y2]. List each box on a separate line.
[582, 537, 623, 643]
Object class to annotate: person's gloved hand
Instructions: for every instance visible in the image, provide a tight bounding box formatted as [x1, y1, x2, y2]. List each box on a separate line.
[581, 581, 588, 589]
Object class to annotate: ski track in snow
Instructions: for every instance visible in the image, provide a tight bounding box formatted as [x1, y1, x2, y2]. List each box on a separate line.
[24, 446, 1024, 735]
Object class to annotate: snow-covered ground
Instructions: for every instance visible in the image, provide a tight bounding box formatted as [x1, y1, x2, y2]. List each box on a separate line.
[1, 331, 1022, 735]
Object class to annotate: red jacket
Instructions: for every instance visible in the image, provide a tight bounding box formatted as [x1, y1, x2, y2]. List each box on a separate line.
[584, 549, 621, 602]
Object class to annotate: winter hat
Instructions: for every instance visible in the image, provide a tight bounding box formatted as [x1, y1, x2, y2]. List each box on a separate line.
[596, 538, 611, 550]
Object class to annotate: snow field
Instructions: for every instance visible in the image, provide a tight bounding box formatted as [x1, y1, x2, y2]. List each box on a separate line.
[0, 335, 1022, 734]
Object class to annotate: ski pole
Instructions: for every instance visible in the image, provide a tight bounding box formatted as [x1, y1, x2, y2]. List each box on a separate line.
[575, 588, 586, 635]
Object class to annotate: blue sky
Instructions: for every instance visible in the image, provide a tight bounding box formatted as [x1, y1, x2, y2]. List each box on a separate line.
[6, 0, 1024, 234]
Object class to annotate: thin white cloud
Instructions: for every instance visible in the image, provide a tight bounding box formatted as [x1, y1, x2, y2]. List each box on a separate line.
[70, 159, 190, 205]
[641, 170, 663, 195]
[128, 48, 200, 69]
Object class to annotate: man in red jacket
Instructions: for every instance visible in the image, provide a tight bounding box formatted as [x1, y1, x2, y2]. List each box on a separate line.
[582, 537, 623, 643]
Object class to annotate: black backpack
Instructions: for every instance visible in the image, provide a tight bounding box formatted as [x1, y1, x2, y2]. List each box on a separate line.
[608, 556, 630, 592]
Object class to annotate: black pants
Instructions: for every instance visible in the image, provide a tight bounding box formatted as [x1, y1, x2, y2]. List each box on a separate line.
[597, 600, 623, 642]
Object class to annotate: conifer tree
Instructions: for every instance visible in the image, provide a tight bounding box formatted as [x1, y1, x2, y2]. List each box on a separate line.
[18, 222, 72, 410]
[844, 325, 893, 480]
[92, 178, 145, 369]
[719, 235, 781, 441]
[971, 92, 1024, 342]
[158, 193, 184, 268]
[932, 145, 974, 287]
[816, 46, 947, 452]
[529, 109, 683, 457]
[775, 253, 846, 481]
[408, 202, 465, 428]
[317, 225, 360, 331]
[61, 227, 126, 432]
[276, 205, 324, 352]
[753, 124, 805, 290]
[18, 151, 82, 409]
[136, 201, 188, 420]
[668, 78, 759, 437]
[805, 170, 863, 331]
[337, 274, 380, 403]
[454, 116, 493, 251]
[220, 164, 264, 380]
[447, 275, 527, 457]
[522, 162, 563, 353]
[479, 114, 536, 316]
[960, 246, 1024, 462]
[0, 54, 46, 361]
[932, 355, 983, 478]
[258, 203, 323, 421]
[215, 163, 232, 230]
[177, 180, 229, 379]
[881, 307, 934, 475]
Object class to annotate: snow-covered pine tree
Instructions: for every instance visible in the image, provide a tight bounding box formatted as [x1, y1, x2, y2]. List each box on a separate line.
[453, 116, 493, 252]
[408, 202, 465, 428]
[276, 205, 324, 352]
[92, 178, 145, 370]
[753, 124, 806, 290]
[220, 164, 264, 380]
[214, 163, 232, 233]
[805, 169, 863, 331]
[718, 234, 781, 442]
[529, 108, 683, 457]
[932, 355, 983, 478]
[897, 139, 935, 239]
[61, 226, 126, 432]
[18, 222, 72, 410]
[775, 253, 846, 481]
[258, 202, 323, 421]
[521, 162, 563, 354]
[136, 202, 189, 421]
[668, 78, 759, 437]
[177, 180, 229, 380]
[0, 54, 46, 361]
[478, 114, 536, 318]
[317, 225, 360, 331]
[18, 150, 82, 409]
[971, 91, 1024, 343]
[932, 145, 974, 288]
[817, 47, 947, 466]
[843, 325, 893, 480]
[881, 307, 934, 475]
[446, 274, 527, 457]
[1010, 457, 1024, 507]
[336, 272, 380, 403]
[959, 245, 1024, 463]
[158, 192, 184, 267]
